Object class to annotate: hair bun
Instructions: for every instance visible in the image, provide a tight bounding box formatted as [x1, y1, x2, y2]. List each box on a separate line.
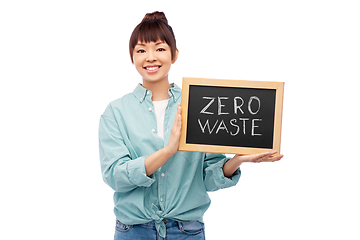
[142, 11, 168, 24]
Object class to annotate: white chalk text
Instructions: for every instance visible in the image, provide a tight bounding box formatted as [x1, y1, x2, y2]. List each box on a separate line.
[198, 96, 262, 136]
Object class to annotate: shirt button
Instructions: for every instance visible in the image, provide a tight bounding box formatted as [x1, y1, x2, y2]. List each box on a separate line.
[160, 198, 163, 202]
[152, 129, 155, 133]
[147, 91, 150, 95]
[161, 173, 165, 177]
[148, 107, 152, 111]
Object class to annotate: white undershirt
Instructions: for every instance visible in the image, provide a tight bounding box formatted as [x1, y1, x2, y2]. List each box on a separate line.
[152, 99, 169, 140]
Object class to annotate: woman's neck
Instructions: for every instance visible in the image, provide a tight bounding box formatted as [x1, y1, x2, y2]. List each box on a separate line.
[142, 78, 172, 101]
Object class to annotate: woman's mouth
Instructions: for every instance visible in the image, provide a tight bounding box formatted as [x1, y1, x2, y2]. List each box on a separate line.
[144, 65, 161, 73]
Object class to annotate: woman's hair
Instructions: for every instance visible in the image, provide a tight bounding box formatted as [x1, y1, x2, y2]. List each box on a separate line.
[129, 11, 177, 63]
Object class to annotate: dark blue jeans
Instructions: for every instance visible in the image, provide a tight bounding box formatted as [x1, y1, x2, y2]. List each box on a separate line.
[114, 219, 205, 240]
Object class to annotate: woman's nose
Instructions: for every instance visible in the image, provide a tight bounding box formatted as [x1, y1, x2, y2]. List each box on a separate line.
[146, 51, 157, 62]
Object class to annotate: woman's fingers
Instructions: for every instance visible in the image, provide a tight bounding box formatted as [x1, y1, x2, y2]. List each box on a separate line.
[252, 151, 283, 163]
[264, 154, 284, 162]
[173, 104, 182, 132]
[235, 150, 283, 164]
[166, 104, 183, 155]
[251, 151, 275, 162]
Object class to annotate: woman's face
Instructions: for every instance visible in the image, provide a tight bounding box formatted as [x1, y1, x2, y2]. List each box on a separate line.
[133, 40, 178, 85]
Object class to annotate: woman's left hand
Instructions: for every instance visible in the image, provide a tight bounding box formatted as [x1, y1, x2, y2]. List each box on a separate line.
[234, 150, 283, 164]
[223, 150, 283, 177]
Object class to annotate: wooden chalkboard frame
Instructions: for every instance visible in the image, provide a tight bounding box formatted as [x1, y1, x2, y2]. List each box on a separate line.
[179, 77, 284, 155]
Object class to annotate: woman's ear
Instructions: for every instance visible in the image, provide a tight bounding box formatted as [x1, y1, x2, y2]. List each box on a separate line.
[172, 49, 179, 64]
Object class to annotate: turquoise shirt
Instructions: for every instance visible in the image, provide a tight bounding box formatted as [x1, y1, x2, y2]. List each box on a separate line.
[99, 83, 241, 237]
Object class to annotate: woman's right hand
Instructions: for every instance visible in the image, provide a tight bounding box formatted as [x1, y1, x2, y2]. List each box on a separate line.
[145, 104, 182, 176]
[165, 104, 182, 156]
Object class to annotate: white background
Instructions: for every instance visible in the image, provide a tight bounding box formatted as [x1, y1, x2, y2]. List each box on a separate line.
[1, 1, 359, 239]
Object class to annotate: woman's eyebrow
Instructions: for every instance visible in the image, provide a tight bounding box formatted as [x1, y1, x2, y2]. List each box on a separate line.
[135, 42, 164, 47]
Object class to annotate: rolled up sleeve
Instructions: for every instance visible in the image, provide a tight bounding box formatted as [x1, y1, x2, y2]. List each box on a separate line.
[126, 156, 155, 187]
[203, 153, 241, 192]
[99, 104, 155, 193]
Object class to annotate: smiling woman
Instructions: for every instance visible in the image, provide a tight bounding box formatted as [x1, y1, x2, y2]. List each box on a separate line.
[99, 11, 282, 240]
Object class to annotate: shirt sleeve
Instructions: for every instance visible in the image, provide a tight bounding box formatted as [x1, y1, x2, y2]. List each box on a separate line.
[203, 153, 241, 192]
[99, 104, 155, 193]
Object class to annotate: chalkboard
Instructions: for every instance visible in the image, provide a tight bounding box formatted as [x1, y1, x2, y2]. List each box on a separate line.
[179, 77, 284, 155]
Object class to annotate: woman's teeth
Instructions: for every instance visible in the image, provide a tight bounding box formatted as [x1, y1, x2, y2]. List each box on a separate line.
[146, 66, 160, 70]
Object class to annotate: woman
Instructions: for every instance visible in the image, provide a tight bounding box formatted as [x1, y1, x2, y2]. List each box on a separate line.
[99, 11, 283, 240]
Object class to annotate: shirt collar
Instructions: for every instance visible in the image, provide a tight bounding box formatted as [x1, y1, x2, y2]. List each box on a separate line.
[168, 83, 181, 103]
[132, 83, 181, 103]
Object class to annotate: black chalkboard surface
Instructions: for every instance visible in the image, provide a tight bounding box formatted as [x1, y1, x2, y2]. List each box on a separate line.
[179, 77, 284, 155]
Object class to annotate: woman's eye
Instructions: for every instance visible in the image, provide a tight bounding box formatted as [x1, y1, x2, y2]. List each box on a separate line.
[157, 48, 166, 52]
[137, 49, 145, 53]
